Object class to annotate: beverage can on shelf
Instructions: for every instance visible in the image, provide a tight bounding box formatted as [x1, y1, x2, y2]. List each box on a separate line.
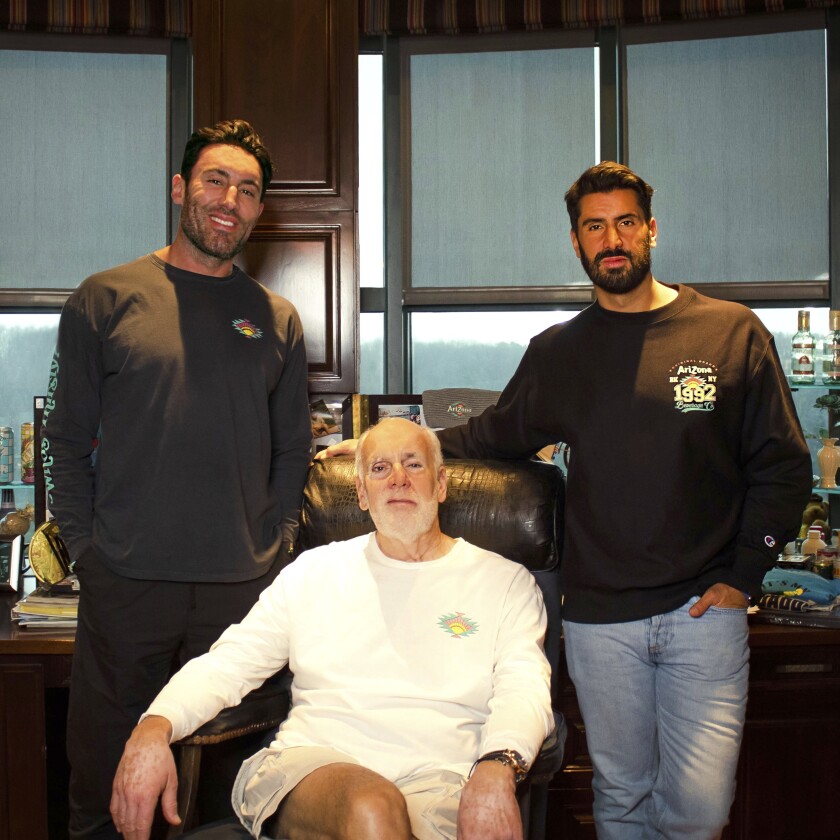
[0, 427, 13, 484]
[20, 422, 35, 484]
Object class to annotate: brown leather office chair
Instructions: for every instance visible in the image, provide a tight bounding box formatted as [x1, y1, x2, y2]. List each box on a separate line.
[171, 457, 566, 839]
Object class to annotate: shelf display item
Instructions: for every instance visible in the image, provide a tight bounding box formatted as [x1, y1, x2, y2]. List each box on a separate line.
[817, 438, 840, 489]
[0, 489, 14, 519]
[801, 526, 826, 562]
[0, 428, 12, 484]
[20, 422, 34, 484]
[0, 534, 22, 591]
[27, 520, 71, 585]
[822, 310, 840, 384]
[791, 309, 816, 385]
[0, 503, 33, 537]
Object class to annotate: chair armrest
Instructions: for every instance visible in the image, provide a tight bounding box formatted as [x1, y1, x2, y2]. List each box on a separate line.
[172, 669, 292, 747]
[528, 711, 567, 785]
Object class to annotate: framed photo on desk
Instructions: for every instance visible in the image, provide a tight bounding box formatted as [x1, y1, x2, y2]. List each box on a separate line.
[0, 534, 22, 592]
[341, 394, 425, 439]
[367, 394, 424, 427]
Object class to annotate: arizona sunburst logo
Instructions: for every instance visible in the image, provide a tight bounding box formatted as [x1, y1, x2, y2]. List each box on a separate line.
[437, 611, 479, 639]
[231, 318, 263, 339]
[669, 359, 718, 413]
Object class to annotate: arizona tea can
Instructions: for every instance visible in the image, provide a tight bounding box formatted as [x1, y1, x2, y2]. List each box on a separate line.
[0, 427, 13, 484]
[20, 422, 35, 484]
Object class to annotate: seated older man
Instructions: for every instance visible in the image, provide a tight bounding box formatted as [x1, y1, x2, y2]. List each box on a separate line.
[110, 418, 553, 840]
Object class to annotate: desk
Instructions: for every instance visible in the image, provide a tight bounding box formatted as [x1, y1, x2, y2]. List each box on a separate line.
[0, 593, 73, 840]
[2, 597, 840, 840]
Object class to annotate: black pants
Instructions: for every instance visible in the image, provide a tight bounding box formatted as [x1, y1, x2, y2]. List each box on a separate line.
[67, 549, 281, 840]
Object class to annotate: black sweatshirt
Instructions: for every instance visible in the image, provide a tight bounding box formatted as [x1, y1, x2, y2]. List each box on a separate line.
[438, 285, 812, 623]
[42, 254, 312, 582]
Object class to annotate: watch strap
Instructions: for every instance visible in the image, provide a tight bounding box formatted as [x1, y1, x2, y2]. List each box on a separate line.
[469, 749, 529, 783]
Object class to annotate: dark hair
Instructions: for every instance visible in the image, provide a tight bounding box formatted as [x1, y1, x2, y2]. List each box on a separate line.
[180, 119, 273, 201]
[564, 161, 654, 231]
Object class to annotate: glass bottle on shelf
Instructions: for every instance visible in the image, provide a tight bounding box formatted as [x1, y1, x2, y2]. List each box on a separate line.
[791, 309, 815, 385]
[822, 310, 840, 385]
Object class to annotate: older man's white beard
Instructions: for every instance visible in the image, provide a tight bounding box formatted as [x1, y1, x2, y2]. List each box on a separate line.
[374, 498, 439, 545]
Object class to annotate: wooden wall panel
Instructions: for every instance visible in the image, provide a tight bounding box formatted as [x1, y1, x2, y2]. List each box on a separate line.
[0, 665, 48, 840]
[235, 213, 356, 390]
[192, 0, 359, 393]
[192, 0, 357, 210]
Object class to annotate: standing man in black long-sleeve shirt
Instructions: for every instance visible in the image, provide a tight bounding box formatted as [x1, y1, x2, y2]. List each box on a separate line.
[42, 120, 312, 840]
[320, 162, 812, 839]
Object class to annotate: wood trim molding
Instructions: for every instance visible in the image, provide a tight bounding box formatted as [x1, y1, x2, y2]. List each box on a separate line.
[402, 280, 829, 309]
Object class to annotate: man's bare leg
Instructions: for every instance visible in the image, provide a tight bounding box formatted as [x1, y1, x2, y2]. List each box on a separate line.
[268, 762, 419, 840]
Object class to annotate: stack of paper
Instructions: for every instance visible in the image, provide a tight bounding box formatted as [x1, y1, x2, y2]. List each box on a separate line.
[11, 575, 79, 629]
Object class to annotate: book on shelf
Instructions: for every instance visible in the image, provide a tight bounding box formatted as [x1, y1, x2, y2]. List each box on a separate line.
[13, 599, 78, 618]
[11, 575, 80, 624]
[11, 615, 77, 631]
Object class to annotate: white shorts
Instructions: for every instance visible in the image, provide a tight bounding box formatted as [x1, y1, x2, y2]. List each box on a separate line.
[233, 745, 464, 840]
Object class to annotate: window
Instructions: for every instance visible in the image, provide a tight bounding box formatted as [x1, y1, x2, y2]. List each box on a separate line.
[0, 314, 61, 442]
[625, 23, 828, 291]
[0, 35, 188, 300]
[378, 12, 834, 397]
[408, 39, 597, 290]
[409, 310, 576, 392]
[0, 34, 189, 456]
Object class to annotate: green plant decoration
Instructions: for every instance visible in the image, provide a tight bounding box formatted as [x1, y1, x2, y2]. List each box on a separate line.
[813, 394, 840, 438]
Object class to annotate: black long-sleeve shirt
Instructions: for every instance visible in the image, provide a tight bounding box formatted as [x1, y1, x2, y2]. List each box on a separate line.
[42, 254, 313, 582]
[438, 285, 812, 623]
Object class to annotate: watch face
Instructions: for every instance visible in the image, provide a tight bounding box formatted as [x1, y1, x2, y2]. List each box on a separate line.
[28, 520, 71, 584]
[505, 751, 528, 776]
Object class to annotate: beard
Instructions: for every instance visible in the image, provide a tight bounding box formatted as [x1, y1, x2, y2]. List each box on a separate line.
[373, 495, 439, 545]
[579, 236, 652, 295]
[179, 191, 253, 262]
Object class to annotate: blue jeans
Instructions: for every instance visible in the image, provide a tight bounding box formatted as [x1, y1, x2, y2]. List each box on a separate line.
[564, 597, 749, 840]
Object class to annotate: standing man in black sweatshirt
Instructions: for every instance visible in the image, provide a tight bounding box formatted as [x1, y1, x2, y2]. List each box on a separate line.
[320, 162, 811, 839]
[42, 120, 312, 840]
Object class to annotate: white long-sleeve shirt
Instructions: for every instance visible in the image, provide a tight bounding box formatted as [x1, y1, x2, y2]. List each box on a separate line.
[147, 534, 553, 785]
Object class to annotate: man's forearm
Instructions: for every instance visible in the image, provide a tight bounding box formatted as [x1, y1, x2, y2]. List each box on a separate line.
[457, 761, 522, 840]
[111, 715, 180, 839]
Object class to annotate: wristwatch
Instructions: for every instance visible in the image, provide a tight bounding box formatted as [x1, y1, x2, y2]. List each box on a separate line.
[470, 749, 529, 784]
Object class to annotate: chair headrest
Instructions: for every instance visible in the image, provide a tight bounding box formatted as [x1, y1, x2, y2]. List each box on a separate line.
[298, 458, 563, 573]
[421, 388, 501, 428]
